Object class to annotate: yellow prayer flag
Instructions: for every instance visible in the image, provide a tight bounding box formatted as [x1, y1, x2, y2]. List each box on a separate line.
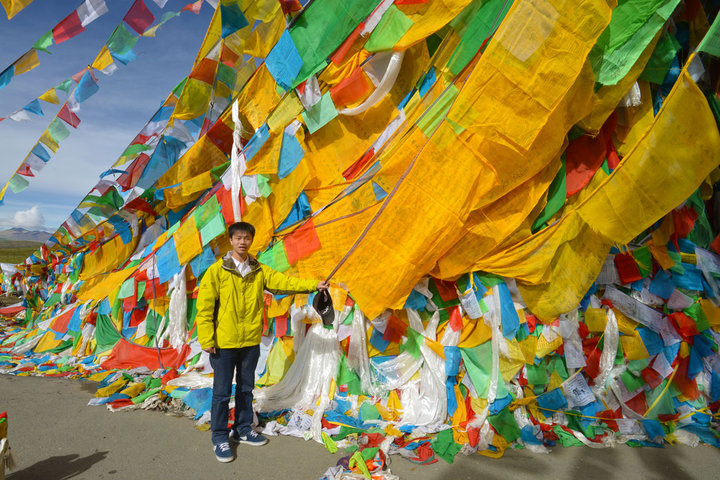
[0, 0, 33, 19]
[173, 217, 203, 265]
[13, 48, 39, 75]
[91, 45, 114, 72]
[38, 87, 60, 104]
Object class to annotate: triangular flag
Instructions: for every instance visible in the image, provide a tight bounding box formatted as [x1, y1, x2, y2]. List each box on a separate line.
[17, 163, 35, 177]
[32, 30, 53, 53]
[8, 109, 31, 122]
[181, 0, 202, 14]
[38, 87, 60, 104]
[0, 0, 34, 19]
[22, 98, 43, 116]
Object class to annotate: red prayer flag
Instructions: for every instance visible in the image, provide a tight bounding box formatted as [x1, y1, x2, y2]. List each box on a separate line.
[206, 118, 235, 154]
[342, 149, 375, 180]
[283, 219, 322, 265]
[124, 0, 155, 35]
[382, 314, 407, 343]
[53, 11, 85, 44]
[58, 104, 81, 128]
[17, 163, 34, 177]
[274, 313, 289, 337]
[117, 153, 150, 191]
[330, 67, 371, 108]
[710, 232, 720, 255]
[50, 307, 75, 334]
[640, 366, 664, 389]
[188, 58, 218, 85]
[181, 0, 203, 14]
[448, 306, 463, 331]
[280, 0, 302, 14]
[613, 252, 643, 284]
[101, 339, 190, 370]
[624, 391, 647, 415]
[672, 206, 698, 239]
[434, 278, 458, 302]
[565, 112, 617, 196]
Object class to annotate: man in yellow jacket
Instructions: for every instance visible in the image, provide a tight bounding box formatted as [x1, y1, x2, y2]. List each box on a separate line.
[196, 221, 328, 462]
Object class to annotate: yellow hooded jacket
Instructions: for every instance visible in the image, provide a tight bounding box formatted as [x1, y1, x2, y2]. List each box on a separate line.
[196, 252, 318, 349]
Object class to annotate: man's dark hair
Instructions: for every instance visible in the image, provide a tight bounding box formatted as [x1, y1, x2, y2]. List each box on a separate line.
[228, 222, 255, 238]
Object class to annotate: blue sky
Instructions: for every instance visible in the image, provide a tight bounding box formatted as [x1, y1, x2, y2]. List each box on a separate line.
[0, 0, 214, 231]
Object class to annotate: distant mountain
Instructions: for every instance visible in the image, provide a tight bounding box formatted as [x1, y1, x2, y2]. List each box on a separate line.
[0, 227, 52, 243]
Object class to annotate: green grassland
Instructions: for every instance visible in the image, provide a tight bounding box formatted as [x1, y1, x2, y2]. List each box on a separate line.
[0, 239, 42, 265]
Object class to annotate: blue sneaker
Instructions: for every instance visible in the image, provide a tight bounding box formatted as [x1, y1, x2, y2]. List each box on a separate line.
[213, 442, 233, 462]
[234, 429, 268, 446]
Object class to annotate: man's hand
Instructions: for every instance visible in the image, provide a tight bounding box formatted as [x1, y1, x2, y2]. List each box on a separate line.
[203, 347, 217, 354]
[317, 281, 330, 291]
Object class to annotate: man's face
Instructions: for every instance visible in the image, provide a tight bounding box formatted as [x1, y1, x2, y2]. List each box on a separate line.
[230, 231, 253, 258]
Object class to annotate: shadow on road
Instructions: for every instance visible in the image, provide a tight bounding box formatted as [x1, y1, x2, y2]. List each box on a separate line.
[8, 451, 108, 480]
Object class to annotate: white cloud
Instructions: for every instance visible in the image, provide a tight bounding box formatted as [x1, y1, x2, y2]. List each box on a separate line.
[0, 205, 46, 230]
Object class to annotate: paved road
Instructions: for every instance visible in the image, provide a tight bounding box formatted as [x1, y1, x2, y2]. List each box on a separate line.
[1, 375, 719, 480]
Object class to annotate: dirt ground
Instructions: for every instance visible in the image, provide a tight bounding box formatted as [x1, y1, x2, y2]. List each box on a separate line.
[1, 374, 720, 480]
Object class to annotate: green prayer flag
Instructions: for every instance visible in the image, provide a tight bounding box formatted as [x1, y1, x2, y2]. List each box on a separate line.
[417, 84, 459, 137]
[302, 92, 338, 134]
[552, 425, 584, 446]
[644, 379, 675, 418]
[194, 195, 222, 229]
[256, 174, 272, 197]
[48, 118, 70, 142]
[258, 242, 291, 273]
[447, 0, 514, 75]
[632, 245, 652, 277]
[532, 157, 566, 232]
[526, 363, 549, 386]
[683, 302, 711, 332]
[589, 0, 681, 85]
[400, 327, 423, 359]
[121, 143, 152, 157]
[488, 407, 521, 442]
[365, 5, 414, 52]
[33, 30, 53, 53]
[289, 0, 376, 86]
[461, 343, 509, 399]
[698, 14, 720, 57]
[8, 174, 30, 194]
[95, 314, 122, 352]
[118, 278, 135, 299]
[620, 369, 646, 392]
[430, 428, 462, 463]
[107, 23, 138, 55]
[56, 78, 73, 93]
[321, 432, 338, 453]
[359, 402, 381, 422]
[639, 30, 680, 84]
[200, 213, 226, 246]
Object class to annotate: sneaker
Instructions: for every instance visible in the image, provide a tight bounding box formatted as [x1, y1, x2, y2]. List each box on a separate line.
[213, 442, 234, 462]
[235, 429, 268, 446]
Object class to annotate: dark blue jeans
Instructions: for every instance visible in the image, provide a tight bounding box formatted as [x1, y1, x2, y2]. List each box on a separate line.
[209, 345, 260, 445]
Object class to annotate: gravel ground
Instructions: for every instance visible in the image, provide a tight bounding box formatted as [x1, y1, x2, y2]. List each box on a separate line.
[1, 374, 720, 480]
